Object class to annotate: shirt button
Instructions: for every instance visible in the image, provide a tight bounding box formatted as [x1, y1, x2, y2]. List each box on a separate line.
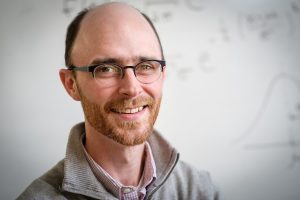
[123, 187, 133, 194]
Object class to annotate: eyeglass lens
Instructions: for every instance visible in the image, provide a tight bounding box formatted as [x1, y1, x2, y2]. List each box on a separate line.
[93, 60, 162, 86]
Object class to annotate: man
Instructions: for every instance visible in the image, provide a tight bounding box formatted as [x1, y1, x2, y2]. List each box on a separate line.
[18, 2, 219, 200]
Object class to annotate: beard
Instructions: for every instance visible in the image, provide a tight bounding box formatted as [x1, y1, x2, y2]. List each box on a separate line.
[77, 86, 161, 146]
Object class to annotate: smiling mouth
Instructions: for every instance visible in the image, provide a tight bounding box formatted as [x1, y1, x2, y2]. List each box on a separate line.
[111, 106, 147, 114]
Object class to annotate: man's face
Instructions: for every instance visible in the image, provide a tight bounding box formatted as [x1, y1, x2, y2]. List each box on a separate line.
[70, 5, 165, 146]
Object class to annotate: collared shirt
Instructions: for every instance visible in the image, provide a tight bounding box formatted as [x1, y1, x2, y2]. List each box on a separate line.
[82, 136, 156, 200]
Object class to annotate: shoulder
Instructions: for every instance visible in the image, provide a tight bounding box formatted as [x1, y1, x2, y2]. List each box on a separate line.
[158, 161, 220, 200]
[174, 161, 215, 185]
[17, 160, 66, 200]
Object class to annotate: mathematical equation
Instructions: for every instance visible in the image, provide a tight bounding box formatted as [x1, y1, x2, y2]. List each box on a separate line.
[237, 10, 294, 41]
[165, 50, 217, 81]
[62, 0, 300, 24]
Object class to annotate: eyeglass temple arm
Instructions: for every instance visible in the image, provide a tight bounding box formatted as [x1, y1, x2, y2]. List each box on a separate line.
[67, 66, 91, 72]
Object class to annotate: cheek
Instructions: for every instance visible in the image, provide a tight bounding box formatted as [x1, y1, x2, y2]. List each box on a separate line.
[80, 83, 117, 106]
[143, 82, 163, 99]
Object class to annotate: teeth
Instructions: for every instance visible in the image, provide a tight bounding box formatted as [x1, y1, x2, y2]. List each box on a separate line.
[131, 108, 138, 113]
[115, 106, 144, 114]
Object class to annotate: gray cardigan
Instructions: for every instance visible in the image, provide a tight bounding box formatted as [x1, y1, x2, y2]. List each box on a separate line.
[17, 123, 219, 200]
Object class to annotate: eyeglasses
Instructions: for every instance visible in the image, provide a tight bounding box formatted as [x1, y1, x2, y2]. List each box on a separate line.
[67, 60, 166, 87]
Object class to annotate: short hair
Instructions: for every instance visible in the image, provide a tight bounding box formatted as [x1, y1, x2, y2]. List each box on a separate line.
[65, 8, 89, 66]
[64, 6, 165, 67]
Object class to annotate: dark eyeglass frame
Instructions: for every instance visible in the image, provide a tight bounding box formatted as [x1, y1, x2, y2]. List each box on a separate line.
[67, 59, 166, 80]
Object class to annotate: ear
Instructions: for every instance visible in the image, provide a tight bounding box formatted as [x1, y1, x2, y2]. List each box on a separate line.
[59, 69, 81, 101]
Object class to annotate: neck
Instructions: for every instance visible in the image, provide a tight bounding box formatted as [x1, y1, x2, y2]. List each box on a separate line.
[84, 123, 146, 186]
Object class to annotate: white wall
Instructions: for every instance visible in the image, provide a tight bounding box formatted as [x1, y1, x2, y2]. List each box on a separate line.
[1, 0, 300, 199]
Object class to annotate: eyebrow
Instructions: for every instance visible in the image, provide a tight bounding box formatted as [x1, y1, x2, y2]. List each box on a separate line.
[91, 58, 118, 65]
[90, 56, 159, 66]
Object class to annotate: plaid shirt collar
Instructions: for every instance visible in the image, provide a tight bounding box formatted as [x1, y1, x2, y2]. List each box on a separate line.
[82, 135, 157, 200]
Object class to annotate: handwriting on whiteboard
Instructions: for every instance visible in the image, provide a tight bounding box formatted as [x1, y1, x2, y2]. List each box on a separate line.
[237, 10, 294, 41]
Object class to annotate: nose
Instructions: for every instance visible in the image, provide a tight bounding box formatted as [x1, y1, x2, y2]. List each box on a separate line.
[118, 69, 142, 98]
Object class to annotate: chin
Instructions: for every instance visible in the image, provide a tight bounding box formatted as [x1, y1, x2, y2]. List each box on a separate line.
[109, 125, 152, 146]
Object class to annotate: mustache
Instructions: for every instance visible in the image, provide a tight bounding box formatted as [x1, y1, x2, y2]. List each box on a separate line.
[104, 96, 154, 111]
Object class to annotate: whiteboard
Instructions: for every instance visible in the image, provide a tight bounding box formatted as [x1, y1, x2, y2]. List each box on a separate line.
[0, 0, 299, 199]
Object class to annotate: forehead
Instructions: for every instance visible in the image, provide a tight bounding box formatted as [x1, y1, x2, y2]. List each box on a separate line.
[71, 3, 161, 64]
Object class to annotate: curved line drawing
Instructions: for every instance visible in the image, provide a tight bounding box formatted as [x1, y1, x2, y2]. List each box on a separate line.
[233, 72, 300, 144]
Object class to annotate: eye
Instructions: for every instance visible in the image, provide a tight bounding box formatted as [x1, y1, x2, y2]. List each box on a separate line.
[99, 65, 119, 73]
[137, 63, 156, 72]
[94, 64, 121, 78]
[139, 63, 154, 70]
[136, 61, 159, 75]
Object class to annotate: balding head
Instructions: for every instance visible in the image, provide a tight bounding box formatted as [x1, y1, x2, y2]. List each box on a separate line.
[82, 2, 146, 29]
[65, 2, 164, 67]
